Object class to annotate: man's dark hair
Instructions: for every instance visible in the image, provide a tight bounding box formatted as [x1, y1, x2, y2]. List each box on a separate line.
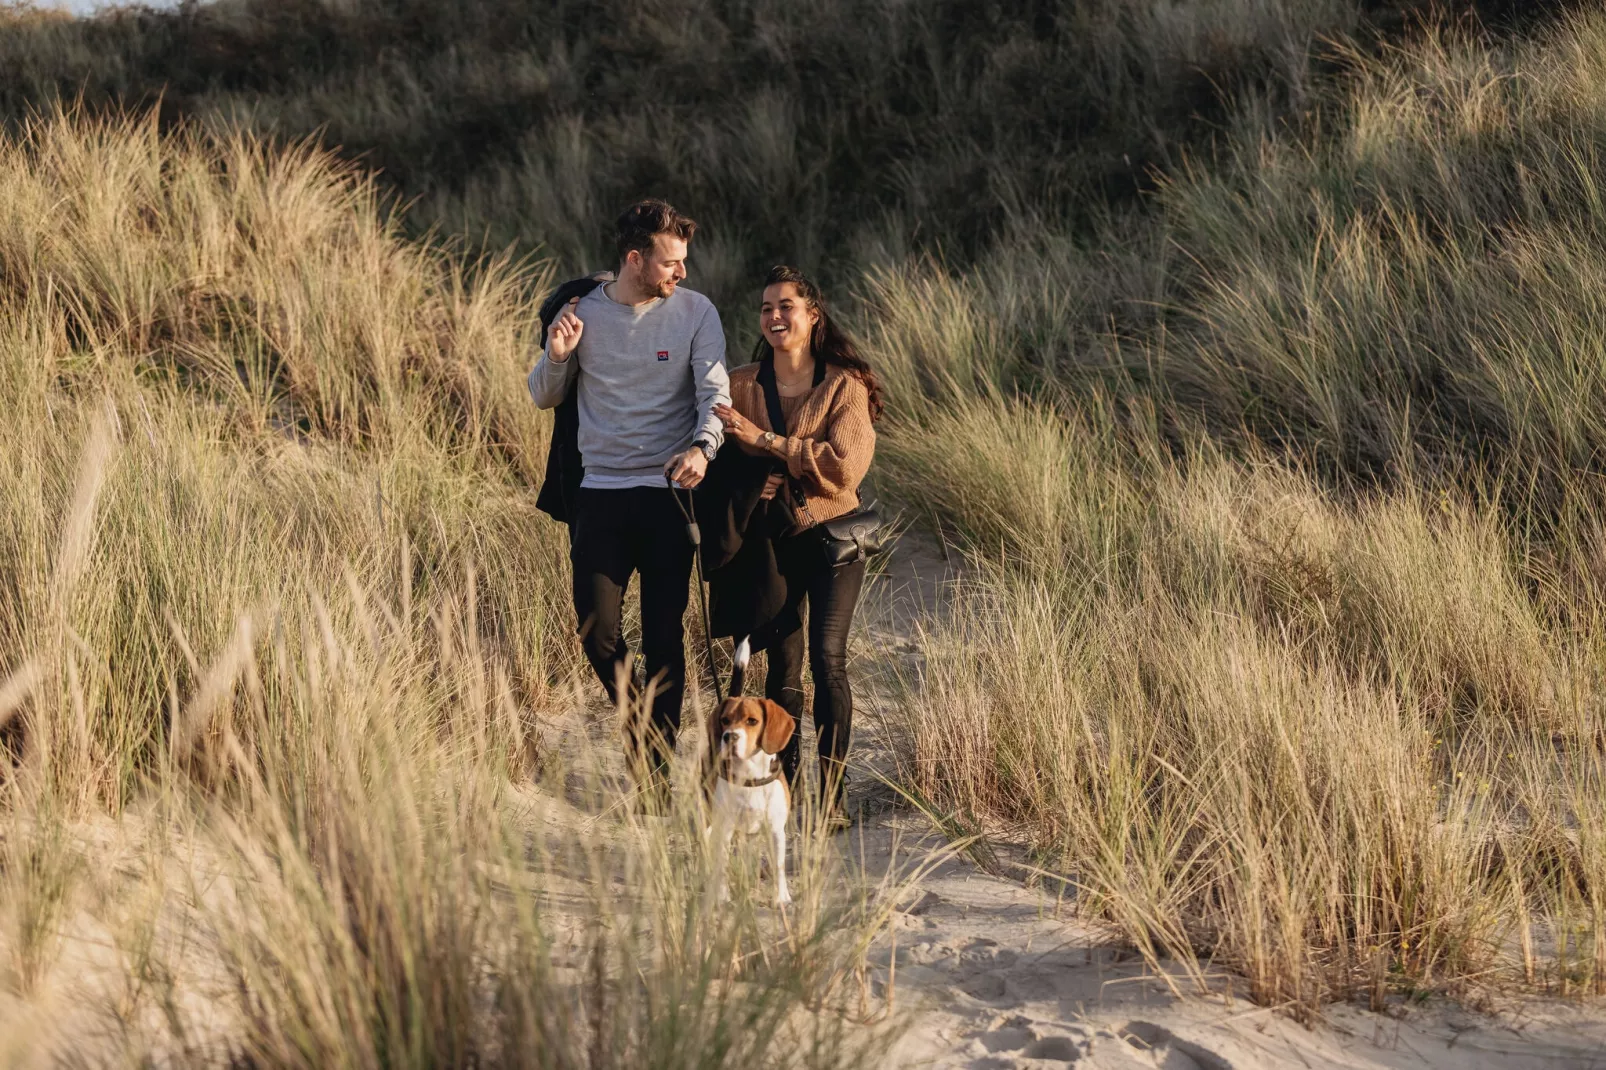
[615, 199, 697, 264]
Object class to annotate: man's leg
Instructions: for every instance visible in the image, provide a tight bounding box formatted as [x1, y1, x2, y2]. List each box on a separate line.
[571, 488, 633, 707]
[635, 488, 695, 802]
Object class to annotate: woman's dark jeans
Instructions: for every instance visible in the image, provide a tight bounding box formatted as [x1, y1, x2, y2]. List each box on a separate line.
[766, 527, 866, 812]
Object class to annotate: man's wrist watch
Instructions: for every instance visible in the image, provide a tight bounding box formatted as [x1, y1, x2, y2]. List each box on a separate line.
[693, 438, 716, 462]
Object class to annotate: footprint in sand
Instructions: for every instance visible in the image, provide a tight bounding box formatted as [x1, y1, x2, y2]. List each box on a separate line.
[1113, 1021, 1234, 1070]
[954, 936, 1026, 1001]
[959, 937, 1020, 967]
[965, 1015, 1090, 1066]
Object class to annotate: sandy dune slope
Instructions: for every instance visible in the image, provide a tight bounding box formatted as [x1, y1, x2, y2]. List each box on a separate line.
[854, 532, 1606, 1070]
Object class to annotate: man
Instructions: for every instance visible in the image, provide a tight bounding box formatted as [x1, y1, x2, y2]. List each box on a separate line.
[528, 199, 730, 807]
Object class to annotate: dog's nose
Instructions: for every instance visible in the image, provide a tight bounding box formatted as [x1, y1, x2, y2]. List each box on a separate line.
[721, 730, 739, 743]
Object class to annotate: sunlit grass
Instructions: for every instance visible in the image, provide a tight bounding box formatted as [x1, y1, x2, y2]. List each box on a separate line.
[0, 110, 908, 1064]
[8, 2, 1606, 1053]
[855, 15, 1606, 1016]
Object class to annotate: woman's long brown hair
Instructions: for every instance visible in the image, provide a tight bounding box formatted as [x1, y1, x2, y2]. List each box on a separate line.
[750, 265, 885, 422]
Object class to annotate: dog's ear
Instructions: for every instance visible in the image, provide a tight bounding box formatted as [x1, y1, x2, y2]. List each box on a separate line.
[700, 701, 723, 805]
[758, 699, 795, 755]
[706, 700, 726, 762]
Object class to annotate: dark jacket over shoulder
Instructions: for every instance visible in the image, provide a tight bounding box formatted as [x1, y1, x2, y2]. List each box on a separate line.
[532, 276, 604, 527]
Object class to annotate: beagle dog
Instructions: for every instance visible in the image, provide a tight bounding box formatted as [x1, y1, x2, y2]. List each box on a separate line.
[705, 639, 796, 905]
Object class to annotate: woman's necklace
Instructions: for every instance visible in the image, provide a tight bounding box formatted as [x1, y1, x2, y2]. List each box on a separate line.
[774, 357, 816, 397]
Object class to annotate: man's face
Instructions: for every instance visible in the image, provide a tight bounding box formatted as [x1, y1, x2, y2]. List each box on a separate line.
[626, 234, 688, 299]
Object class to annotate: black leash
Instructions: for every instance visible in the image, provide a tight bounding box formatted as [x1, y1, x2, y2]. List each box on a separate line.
[668, 479, 724, 705]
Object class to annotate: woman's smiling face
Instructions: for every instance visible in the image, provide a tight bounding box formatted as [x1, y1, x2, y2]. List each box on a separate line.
[759, 282, 817, 354]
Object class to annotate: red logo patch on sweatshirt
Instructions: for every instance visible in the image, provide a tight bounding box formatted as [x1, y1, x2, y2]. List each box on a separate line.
[656, 350, 670, 361]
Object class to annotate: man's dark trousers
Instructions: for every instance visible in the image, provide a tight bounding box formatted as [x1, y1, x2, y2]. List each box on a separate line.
[571, 486, 694, 800]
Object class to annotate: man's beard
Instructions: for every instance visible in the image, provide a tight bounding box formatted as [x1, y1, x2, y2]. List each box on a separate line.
[648, 276, 678, 299]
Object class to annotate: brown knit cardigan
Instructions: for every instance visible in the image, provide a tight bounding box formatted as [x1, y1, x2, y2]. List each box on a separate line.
[727, 361, 876, 528]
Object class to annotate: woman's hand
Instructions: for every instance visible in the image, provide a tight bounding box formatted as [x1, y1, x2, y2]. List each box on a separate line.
[758, 473, 785, 501]
[714, 403, 763, 449]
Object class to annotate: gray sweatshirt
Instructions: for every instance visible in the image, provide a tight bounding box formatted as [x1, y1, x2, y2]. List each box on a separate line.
[527, 285, 730, 488]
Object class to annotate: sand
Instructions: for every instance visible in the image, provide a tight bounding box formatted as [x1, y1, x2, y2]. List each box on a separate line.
[845, 808, 1606, 1068]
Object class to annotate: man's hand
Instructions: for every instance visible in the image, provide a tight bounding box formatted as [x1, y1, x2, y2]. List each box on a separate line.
[759, 473, 785, 501]
[665, 447, 709, 489]
[546, 297, 584, 363]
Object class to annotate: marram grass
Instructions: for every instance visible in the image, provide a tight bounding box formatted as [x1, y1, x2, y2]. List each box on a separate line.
[10, 5, 1606, 1056]
[0, 109, 907, 1066]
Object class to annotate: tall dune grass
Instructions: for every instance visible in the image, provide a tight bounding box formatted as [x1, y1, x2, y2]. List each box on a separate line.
[866, 13, 1606, 507]
[7, 0, 1606, 1044]
[873, 12, 1606, 1017]
[0, 105, 593, 800]
[888, 408, 1603, 1012]
[0, 0, 1398, 295]
[0, 110, 906, 1064]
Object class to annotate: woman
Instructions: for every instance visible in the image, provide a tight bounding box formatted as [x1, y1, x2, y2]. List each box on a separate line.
[713, 265, 883, 829]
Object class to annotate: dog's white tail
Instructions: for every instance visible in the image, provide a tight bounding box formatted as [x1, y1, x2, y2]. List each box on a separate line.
[730, 636, 750, 697]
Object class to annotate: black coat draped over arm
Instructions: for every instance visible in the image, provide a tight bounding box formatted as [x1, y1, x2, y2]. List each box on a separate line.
[694, 445, 800, 650]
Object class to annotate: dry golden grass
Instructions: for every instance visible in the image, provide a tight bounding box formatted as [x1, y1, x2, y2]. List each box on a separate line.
[855, 15, 1606, 1017]
[0, 108, 908, 1067]
[8, 3, 1606, 1057]
[884, 415, 1605, 1012]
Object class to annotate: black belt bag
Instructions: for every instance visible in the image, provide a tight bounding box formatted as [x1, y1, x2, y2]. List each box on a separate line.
[818, 506, 887, 566]
[757, 359, 888, 568]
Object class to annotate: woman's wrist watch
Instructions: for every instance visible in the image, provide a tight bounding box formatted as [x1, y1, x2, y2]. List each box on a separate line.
[761, 431, 778, 451]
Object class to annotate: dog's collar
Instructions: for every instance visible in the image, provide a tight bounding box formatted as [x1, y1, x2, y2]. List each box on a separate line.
[722, 757, 781, 789]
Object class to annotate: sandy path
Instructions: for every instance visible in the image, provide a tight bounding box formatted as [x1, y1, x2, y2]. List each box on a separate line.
[848, 529, 1606, 1070]
[852, 806, 1606, 1068]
